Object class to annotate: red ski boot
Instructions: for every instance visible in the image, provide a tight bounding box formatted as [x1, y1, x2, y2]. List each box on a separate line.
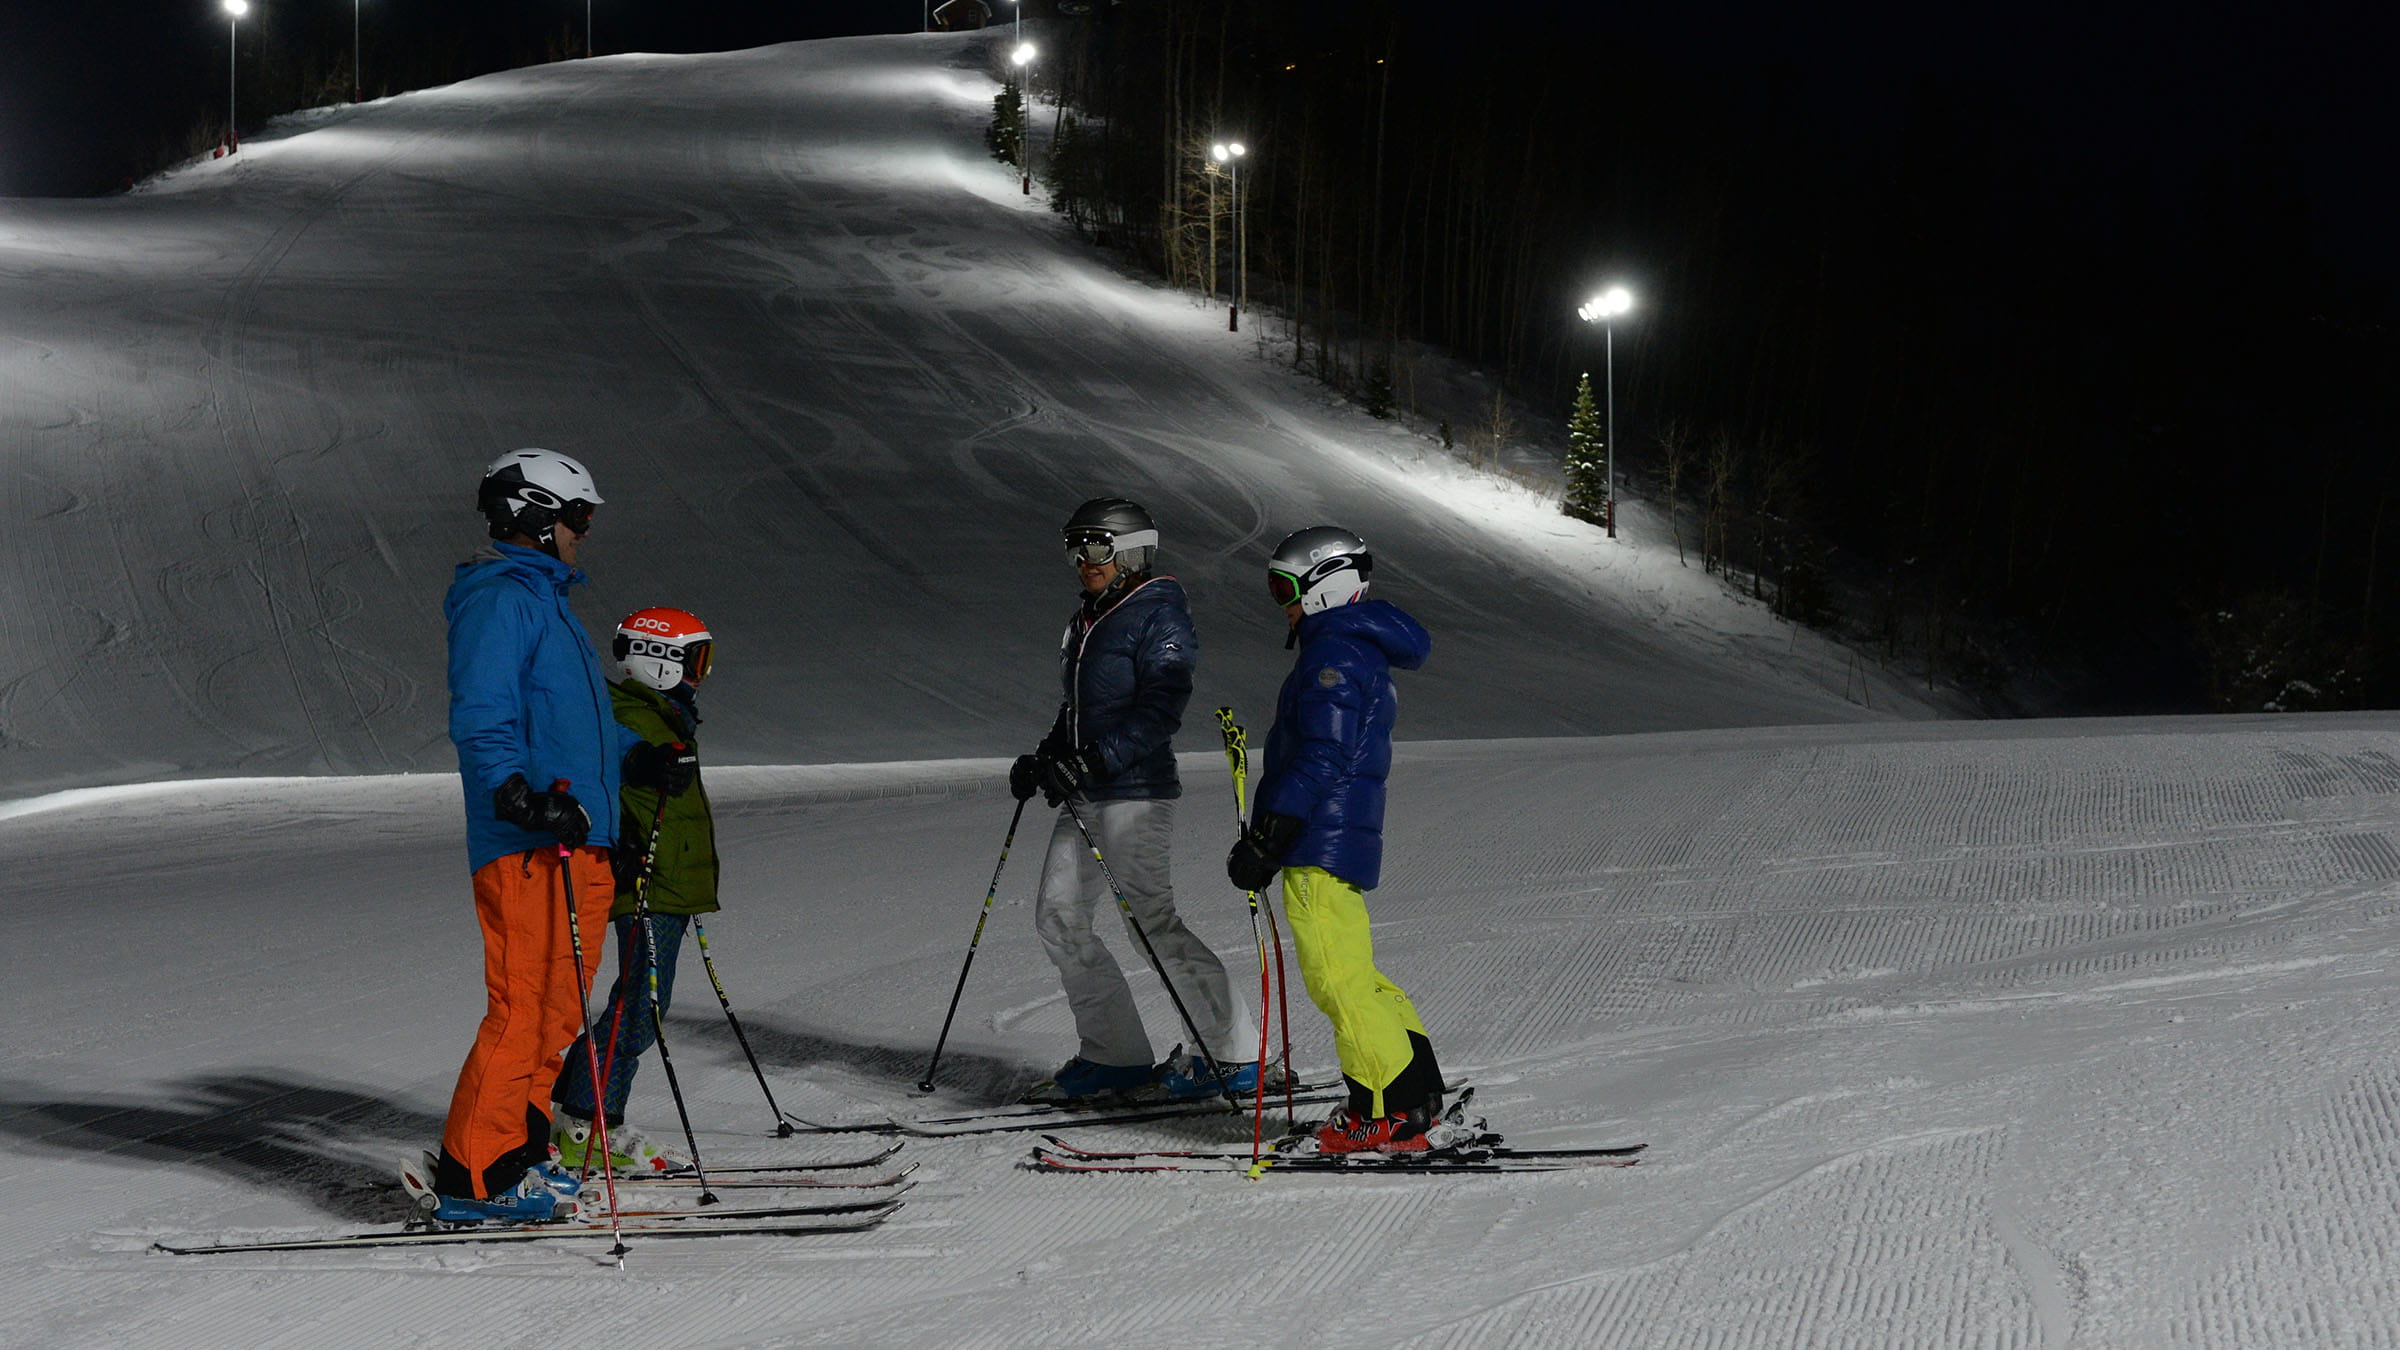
[1311, 1104, 1436, 1155]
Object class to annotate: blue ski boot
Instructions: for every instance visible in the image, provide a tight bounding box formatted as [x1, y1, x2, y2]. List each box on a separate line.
[1031, 1056, 1154, 1102]
[1154, 1047, 1261, 1100]
[429, 1163, 574, 1225]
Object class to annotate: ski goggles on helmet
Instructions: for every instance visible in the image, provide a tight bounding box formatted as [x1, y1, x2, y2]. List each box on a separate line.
[1268, 553, 1370, 606]
[612, 635, 714, 682]
[1065, 531, 1120, 565]
[554, 498, 596, 535]
[1063, 526, 1157, 566]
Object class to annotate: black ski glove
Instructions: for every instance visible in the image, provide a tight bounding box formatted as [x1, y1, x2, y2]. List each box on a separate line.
[1009, 754, 1043, 802]
[624, 740, 698, 795]
[493, 772, 592, 848]
[1036, 745, 1108, 802]
[1226, 812, 1305, 893]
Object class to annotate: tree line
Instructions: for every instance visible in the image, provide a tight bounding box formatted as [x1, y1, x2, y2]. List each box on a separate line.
[1023, 1, 2398, 714]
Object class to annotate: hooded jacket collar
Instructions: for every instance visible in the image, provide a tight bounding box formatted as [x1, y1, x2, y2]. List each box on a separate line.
[1295, 599, 1430, 671]
[458, 540, 586, 592]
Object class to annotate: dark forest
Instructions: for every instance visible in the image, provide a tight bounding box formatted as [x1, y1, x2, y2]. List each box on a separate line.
[1020, 2, 2399, 714]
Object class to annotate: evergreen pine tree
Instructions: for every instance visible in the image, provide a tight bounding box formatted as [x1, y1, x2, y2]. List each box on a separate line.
[1564, 372, 1608, 523]
[985, 84, 1024, 167]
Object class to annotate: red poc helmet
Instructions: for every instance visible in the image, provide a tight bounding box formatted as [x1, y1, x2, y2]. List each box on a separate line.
[613, 607, 714, 691]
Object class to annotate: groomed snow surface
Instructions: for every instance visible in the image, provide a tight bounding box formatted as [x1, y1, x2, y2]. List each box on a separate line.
[13, 720, 2400, 1346]
[5, 30, 2396, 1350]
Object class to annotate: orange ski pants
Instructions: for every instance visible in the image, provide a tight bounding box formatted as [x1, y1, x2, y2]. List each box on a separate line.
[440, 845, 614, 1197]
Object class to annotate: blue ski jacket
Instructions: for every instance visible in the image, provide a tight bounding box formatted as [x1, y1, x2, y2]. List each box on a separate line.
[1040, 576, 1196, 801]
[1256, 599, 1432, 890]
[446, 542, 637, 871]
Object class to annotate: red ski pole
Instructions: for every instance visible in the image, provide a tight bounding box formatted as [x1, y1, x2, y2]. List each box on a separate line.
[553, 780, 626, 1259]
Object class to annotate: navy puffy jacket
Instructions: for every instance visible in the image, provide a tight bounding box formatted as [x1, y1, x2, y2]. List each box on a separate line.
[446, 542, 638, 871]
[1040, 576, 1196, 800]
[1255, 600, 1432, 890]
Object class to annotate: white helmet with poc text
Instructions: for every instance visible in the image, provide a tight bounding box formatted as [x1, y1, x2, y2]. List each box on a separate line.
[1268, 526, 1372, 616]
[613, 607, 713, 691]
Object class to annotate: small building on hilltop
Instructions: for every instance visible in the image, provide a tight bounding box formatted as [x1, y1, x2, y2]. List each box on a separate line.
[933, 0, 992, 31]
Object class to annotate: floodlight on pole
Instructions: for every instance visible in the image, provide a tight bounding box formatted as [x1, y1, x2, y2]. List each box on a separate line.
[222, 0, 249, 155]
[1212, 142, 1248, 331]
[1012, 44, 1037, 195]
[1576, 286, 1637, 538]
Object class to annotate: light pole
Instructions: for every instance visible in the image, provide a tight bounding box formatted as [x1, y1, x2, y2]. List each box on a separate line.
[222, 0, 249, 155]
[1577, 285, 1635, 538]
[1212, 142, 1247, 331]
[353, 0, 363, 101]
[1012, 43, 1036, 195]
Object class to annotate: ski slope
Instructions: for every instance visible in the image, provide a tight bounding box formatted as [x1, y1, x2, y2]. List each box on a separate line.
[8, 714, 2400, 1345]
[0, 33, 1941, 801]
[6, 29, 2393, 1349]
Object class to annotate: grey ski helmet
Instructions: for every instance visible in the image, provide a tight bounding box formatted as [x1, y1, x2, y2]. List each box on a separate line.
[479, 448, 603, 548]
[1268, 526, 1372, 616]
[1062, 498, 1159, 574]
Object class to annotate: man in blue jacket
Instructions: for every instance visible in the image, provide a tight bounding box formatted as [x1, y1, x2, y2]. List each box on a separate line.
[1010, 499, 1260, 1101]
[1227, 525, 1442, 1154]
[422, 449, 677, 1223]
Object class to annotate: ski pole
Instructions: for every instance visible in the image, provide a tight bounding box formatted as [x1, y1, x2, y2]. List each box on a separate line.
[552, 781, 625, 1260]
[920, 795, 1029, 1093]
[686, 915, 805, 1135]
[586, 788, 670, 1169]
[1059, 797, 1242, 1112]
[632, 907, 717, 1203]
[1215, 707, 1277, 1157]
[620, 762, 719, 1204]
[1216, 708, 1297, 1129]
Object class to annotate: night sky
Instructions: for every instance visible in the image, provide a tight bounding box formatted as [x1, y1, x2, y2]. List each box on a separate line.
[8, 2, 2389, 284]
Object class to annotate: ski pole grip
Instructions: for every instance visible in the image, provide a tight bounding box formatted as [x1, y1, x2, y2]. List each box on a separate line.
[550, 780, 574, 858]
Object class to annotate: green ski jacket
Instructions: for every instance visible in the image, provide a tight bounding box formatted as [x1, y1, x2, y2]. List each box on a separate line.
[611, 680, 720, 919]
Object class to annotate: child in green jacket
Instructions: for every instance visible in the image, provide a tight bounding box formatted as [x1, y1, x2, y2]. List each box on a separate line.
[552, 606, 717, 1172]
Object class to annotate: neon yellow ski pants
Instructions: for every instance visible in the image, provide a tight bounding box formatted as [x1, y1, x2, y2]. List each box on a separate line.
[1281, 866, 1427, 1116]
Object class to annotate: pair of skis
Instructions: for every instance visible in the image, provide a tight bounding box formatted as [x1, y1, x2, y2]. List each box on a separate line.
[1027, 1089, 1645, 1176]
[157, 1144, 913, 1256]
[1029, 1134, 1647, 1175]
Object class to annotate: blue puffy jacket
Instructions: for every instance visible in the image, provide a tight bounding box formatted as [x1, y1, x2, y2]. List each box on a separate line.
[1256, 600, 1432, 890]
[446, 542, 636, 871]
[1040, 576, 1196, 801]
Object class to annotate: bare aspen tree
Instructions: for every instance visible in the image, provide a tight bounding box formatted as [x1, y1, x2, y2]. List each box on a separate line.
[1657, 416, 1692, 566]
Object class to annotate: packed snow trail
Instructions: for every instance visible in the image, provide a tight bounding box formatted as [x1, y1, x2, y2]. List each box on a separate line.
[0, 34, 1939, 797]
[5, 716, 2400, 1343]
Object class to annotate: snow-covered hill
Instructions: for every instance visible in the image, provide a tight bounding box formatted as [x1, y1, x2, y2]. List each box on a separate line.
[0, 34, 1944, 799]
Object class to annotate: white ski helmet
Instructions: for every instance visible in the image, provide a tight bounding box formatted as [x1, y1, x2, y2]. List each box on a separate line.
[613, 607, 714, 691]
[1268, 526, 1372, 615]
[478, 448, 604, 545]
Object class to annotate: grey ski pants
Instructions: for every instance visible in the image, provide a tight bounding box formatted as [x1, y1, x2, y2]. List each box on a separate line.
[1033, 797, 1259, 1068]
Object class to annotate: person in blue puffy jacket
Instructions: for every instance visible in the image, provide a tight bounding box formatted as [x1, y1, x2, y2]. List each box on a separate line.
[421, 449, 670, 1224]
[1009, 499, 1260, 1102]
[1227, 525, 1443, 1155]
